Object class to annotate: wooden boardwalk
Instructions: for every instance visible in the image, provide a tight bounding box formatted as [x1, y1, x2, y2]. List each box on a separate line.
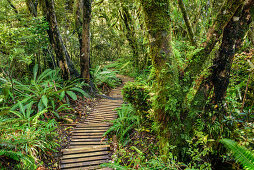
[60, 78, 127, 169]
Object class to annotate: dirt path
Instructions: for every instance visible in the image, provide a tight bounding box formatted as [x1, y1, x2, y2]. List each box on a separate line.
[60, 75, 132, 170]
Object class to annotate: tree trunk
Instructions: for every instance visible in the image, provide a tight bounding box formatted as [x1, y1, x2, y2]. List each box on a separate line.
[40, 0, 78, 79]
[80, 0, 91, 83]
[140, 0, 172, 122]
[120, 3, 139, 69]
[192, 0, 253, 109]
[182, 0, 245, 95]
[177, 0, 196, 46]
[211, 0, 254, 104]
[25, 0, 38, 17]
[248, 22, 254, 46]
[75, 0, 83, 53]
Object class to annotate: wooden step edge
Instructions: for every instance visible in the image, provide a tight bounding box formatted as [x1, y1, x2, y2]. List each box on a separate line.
[62, 145, 110, 153]
[60, 123, 80, 126]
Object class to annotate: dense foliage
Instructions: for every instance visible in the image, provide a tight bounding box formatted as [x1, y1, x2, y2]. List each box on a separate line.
[0, 0, 253, 169]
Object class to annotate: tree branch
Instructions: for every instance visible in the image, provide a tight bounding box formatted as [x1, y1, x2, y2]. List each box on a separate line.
[178, 0, 196, 46]
[182, 0, 245, 89]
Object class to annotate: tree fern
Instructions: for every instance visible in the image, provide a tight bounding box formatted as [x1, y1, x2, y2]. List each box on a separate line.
[220, 139, 254, 170]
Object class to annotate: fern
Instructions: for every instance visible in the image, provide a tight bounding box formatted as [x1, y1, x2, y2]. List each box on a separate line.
[0, 150, 37, 169]
[0, 150, 22, 161]
[220, 139, 254, 170]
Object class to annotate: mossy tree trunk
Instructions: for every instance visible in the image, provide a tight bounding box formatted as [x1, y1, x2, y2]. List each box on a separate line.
[120, 2, 140, 70]
[193, 0, 254, 110]
[139, 0, 250, 157]
[140, 0, 173, 123]
[211, 1, 254, 104]
[80, 0, 91, 83]
[182, 0, 245, 92]
[39, 0, 78, 79]
[177, 0, 196, 46]
[25, 0, 38, 17]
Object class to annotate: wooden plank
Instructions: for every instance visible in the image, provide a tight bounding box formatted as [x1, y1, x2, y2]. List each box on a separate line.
[62, 145, 110, 154]
[71, 138, 107, 142]
[83, 121, 109, 124]
[72, 135, 104, 139]
[83, 120, 111, 123]
[90, 113, 117, 116]
[72, 132, 105, 136]
[62, 151, 109, 159]
[94, 106, 119, 109]
[75, 128, 108, 131]
[60, 123, 80, 126]
[88, 112, 117, 117]
[86, 118, 114, 122]
[69, 145, 103, 149]
[61, 159, 108, 169]
[97, 103, 122, 106]
[64, 165, 107, 170]
[61, 155, 109, 164]
[85, 118, 109, 121]
[95, 106, 120, 109]
[77, 123, 110, 127]
[70, 142, 107, 146]
[87, 115, 116, 118]
[73, 130, 107, 133]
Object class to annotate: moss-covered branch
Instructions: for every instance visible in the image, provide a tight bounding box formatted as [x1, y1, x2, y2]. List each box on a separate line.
[182, 0, 244, 90]
[178, 0, 196, 46]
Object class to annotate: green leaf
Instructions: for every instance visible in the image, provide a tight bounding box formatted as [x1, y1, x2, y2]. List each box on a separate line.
[10, 96, 33, 111]
[37, 69, 53, 83]
[18, 102, 25, 115]
[66, 91, 77, 101]
[70, 87, 90, 98]
[32, 109, 47, 123]
[41, 95, 48, 107]
[38, 99, 45, 112]
[220, 139, 254, 170]
[33, 64, 38, 81]
[59, 91, 65, 101]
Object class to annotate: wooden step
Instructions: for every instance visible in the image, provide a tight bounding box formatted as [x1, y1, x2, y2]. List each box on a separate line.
[70, 141, 107, 145]
[75, 127, 109, 130]
[77, 123, 111, 127]
[72, 135, 104, 139]
[61, 155, 109, 164]
[73, 129, 107, 133]
[64, 165, 111, 170]
[61, 159, 108, 169]
[62, 145, 110, 155]
[71, 138, 107, 142]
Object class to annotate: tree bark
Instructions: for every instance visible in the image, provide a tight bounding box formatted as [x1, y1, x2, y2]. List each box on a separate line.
[80, 0, 91, 83]
[192, 0, 254, 108]
[177, 0, 196, 46]
[211, 0, 254, 104]
[140, 0, 173, 122]
[25, 0, 38, 17]
[39, 0, 78, 79]
[248, 22, 254, 46]
[120, 3, 139, 69]
[182, 0, 245, 94]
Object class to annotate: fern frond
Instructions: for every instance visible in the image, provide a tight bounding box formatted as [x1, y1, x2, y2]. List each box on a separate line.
[220, 139, 254, 170]
[0, 150, 22, 161]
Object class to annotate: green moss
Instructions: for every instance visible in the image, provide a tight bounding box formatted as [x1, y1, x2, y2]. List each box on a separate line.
[122, 82, 151, 114]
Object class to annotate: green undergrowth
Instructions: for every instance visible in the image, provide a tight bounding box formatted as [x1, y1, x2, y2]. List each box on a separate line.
[0, 64, 125, 169]
[91, 66, 122, 93]
[103, 70, 254, 169]
[0, 65, 91, 169]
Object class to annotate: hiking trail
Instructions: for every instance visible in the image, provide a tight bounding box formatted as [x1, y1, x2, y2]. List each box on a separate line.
[60, 75, 132, 170]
